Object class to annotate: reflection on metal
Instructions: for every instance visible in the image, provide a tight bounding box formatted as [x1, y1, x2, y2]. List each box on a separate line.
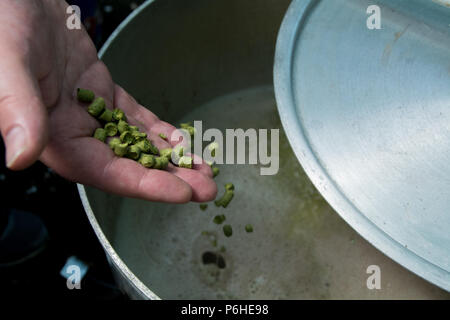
[275, 0, 450, 291]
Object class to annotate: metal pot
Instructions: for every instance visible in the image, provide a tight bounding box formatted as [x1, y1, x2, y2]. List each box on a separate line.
[78, 0, 449, 299]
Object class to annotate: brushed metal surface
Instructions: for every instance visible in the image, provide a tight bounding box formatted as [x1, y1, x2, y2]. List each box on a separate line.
[77, 0, 450, 299]
[275, 0, 450, 290]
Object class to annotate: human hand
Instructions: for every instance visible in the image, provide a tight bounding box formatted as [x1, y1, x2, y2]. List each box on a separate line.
[0, 0, 217, 203]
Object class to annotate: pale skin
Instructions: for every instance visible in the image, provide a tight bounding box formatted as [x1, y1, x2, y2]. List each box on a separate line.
[0, 0, 217, 203]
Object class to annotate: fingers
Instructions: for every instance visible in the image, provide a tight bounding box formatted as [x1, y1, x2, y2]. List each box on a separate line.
[167, 165, 217, 202]
[0, 57, 48, 170]
[75, 61, 115, 109]
[41, 84, 217, 203]
[42, 137, 193, 203]
[189, 153, 214, 178]
[100, 154, 193, 203]
[142, 132, 216, 201]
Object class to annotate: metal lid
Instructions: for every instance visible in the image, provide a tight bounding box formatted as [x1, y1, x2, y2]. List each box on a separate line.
[274, 0, 450, 291]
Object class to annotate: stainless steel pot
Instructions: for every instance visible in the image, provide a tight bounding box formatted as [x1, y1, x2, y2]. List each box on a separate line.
[275, 0, 450, 293]
[78, 0, 450, 299]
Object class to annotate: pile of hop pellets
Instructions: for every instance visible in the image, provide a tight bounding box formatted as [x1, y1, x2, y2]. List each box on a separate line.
[77, 88, 192, 170]
[78, 88, 252, 238]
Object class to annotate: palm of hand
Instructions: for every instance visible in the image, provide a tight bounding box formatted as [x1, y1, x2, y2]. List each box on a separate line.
[2, 0, 217, 203]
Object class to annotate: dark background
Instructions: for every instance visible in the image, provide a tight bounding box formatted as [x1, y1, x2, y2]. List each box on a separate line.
[0, 0, 145, 300]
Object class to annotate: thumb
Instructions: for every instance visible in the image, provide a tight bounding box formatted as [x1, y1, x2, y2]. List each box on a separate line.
[0, 58, 48, 170]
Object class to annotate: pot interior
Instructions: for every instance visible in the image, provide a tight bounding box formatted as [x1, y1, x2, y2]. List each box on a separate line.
[84, 0, 450, 299]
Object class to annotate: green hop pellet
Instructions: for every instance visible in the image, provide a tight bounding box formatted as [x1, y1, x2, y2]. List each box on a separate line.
[135, 139, 150, 153]
[138, 154, 155, 168]
[104, 122, 118, 136]
[178, 156, 193, 169]
[182, 124, 192, 131]
[136, 139, 158, 154]
[77, 88, 95, 103]
[113, 108, 127, 121]
[159, 133, 167, 140]
[245, 224, 254, 233]
[108, 137, 121, 150]
[215, 189, 234, 208]
[180, 123, 196, 136]
[126, 144, 141, 160]
[93, 128, 106, 142]
[99, 109, 113, 122]
[159, 148, 172, 160]
[149, 142, 159, 155]
[129, 125, 139, 132]
[162, 156, 170, 169]
[117, 120, 129, 134]
[173, 145, 184, 157]
[223, 225, 233, 237]
[153, 156, 168, 170]
[153, 157, 162, 169]
[157, 156, 169, 169]
[225, 183, 234, 191]
[170, 145, 184, 165]
[88, 97, 105, 117]
[212, 166, 220, 177]
[161, 156, 169, 168]
[181, 127, 196, 137]
[200, 204, 208, 211]
[120, 131, 134, 144]
[132, 131, 147, 143]
[213, 214, 226, 225]
[114, 143, 129, 157]
[207, 142, 219, 157]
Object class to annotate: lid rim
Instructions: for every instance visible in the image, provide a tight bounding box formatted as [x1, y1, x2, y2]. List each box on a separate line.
[274, 0, 450, 292]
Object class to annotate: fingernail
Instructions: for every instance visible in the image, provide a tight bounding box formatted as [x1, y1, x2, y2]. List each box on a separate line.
[5, 125, 27, 168]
